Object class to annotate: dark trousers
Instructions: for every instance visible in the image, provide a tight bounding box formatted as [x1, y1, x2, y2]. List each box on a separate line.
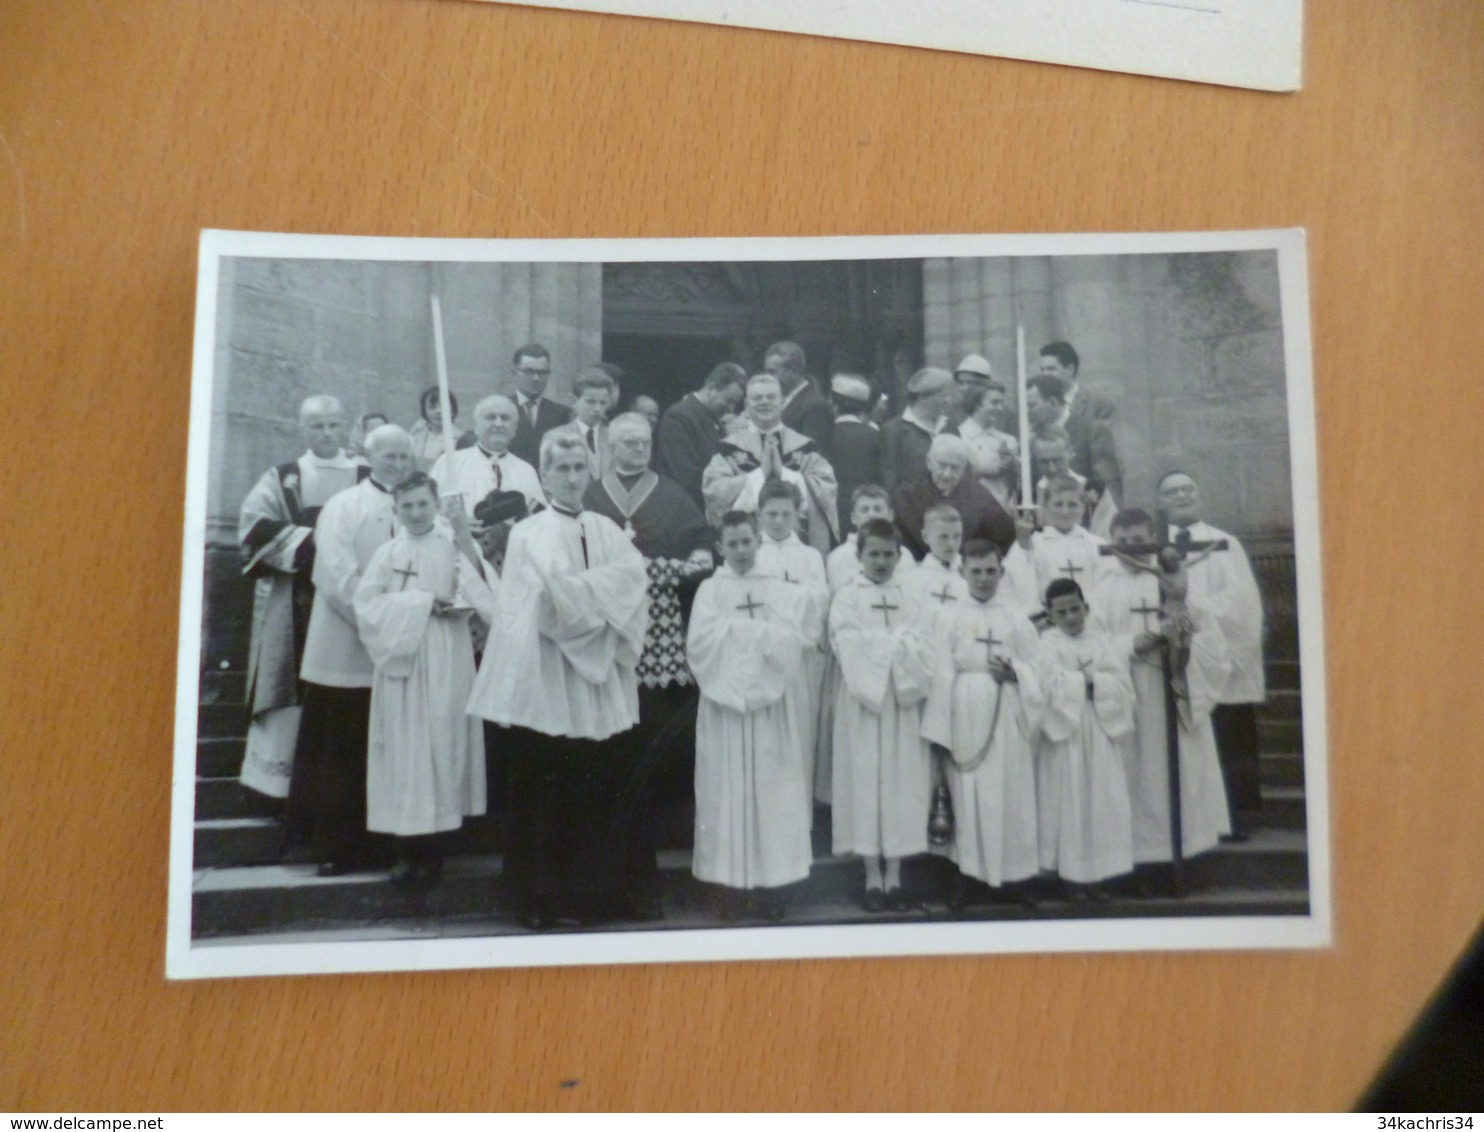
[621, 683, 700, 884]
[503, 725, 637, 912]
[284, 683, 389, 865]
[1212, 702, 1264, 815]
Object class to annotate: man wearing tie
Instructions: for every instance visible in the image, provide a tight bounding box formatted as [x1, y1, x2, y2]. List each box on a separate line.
[547, 365, 617, 479]
[429, 394, 546, 517]
[506, 343, 574, 466]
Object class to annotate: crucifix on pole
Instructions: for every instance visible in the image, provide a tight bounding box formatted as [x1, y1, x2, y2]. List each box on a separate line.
[1099, 523, 1228, 896]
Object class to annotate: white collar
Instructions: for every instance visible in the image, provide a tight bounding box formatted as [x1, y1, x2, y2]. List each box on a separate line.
[903, 407, 940, 434]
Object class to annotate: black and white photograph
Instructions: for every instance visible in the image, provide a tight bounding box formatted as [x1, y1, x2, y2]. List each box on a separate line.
[167, 229, 1327, 980]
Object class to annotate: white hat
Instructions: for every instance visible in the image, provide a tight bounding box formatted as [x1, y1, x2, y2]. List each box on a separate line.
[830, 374, 872, 401]
[954, 354, 993, 379]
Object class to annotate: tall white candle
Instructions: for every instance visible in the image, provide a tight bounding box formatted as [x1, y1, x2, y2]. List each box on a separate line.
[430, 293, 457, 460]
[1016, 324, 1033, 509]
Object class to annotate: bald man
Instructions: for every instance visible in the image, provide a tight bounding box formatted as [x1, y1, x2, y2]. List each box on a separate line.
[286, 424, 414, 875]
[429, 394, 546, 517]
[238, 395, 368, 800]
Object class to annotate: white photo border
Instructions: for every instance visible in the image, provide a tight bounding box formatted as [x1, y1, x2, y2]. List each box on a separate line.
[167, 228, 1328, 980]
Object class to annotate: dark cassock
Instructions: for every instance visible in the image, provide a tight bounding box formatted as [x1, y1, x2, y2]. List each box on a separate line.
[653, 392, 727, 510]
[780, 379, 836, 460]
[829, 417, 882, 535]
[891, 474, 1017, 563]
[238, 451, 367, 798]
[285, 474, 400, 870]
[878, 408, 948, 492]
[701, 423, 840, 555]
[465, 504, 650, 925]
[584, 467, 714, 888]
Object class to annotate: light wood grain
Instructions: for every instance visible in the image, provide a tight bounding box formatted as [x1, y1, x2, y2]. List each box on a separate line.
[2, 0, 1482, 1111]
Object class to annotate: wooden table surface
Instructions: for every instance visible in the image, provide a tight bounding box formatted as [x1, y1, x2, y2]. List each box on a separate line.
[2, 0, 1482, 1112]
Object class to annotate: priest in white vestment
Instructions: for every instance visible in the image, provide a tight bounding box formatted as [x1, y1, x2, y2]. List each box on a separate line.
[286, 424, 414, 874]
[1158, 471, 1267, 833]
[1034, 577, 1136, 893]
[921, 540, 1044, 896]
[238, 395, 366, 799]
[688, 510, 819, 919]
[830, 519, 937, 910]
[354, 472, 498, 884]
[466, 431, 650, 929]
[429, 394, 546, 518]
[1092, 509, 1232, 869]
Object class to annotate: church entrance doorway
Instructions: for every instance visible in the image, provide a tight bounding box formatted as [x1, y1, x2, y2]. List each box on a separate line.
[601, 333, 736, 413]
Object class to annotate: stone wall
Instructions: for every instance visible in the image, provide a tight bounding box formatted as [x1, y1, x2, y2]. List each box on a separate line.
[206, 258, 602, 539]
[924, 250, 1292, 537]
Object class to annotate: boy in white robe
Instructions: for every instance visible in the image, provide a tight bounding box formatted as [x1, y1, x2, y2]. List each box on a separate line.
[754, 477, 829, 814]
[921, 539, 1043, 908]
[1092, 509, 1233, 883]
[825, 486, 916, 592]
[830, 519, 937, 911]
[1003, 475, 1106, 620]
[688, 510, 819, 920]
[903, 503, 969, 612]
[354, 473, 497, 884]
[821, 485, 913, 807]
[1034, 577, 1136, 898]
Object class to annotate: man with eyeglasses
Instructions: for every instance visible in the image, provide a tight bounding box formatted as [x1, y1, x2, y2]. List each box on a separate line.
[1157, 470, 1266, 839]
[505, 343, 574, 467]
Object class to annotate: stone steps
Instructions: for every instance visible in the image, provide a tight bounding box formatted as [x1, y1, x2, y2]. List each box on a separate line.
[191, 835, 1310, 940]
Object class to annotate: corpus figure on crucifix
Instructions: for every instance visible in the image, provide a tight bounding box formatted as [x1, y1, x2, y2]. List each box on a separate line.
[1092, 506, 1235, 886]
[829, 519, 937, 913]
[686, 510, 819, 921]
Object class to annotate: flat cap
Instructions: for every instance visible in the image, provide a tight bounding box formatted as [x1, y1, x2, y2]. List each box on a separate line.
[906, 366, 954, 396]
[830, 374, 872, 401]
[954, 354, 993, 379]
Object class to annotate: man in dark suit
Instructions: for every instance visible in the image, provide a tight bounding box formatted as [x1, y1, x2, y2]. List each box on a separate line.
[506, 343, 573, 467]
[878, 366, 959, 492]
[652, 361, 746, 509]
[1025, 372, 1123, 509]
[767, 340, 835, 459]
[1038, 340, 1117, 422]
[826, 373, 882, 535]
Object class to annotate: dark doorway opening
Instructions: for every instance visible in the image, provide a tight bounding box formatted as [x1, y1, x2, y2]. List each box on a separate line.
[602, 333, 739, 416]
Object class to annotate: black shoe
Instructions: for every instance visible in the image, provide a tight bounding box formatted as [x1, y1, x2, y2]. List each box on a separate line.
[756, 892, 785, 922]
[389, 859, 419, 886]
[947, 875, 968, 912]
[316, 860, 350, 878]
[884, 887, 909, 912]
[862, 887, 886, 913]
[625, 891, 664, 922]
[522, 907, 554, 931]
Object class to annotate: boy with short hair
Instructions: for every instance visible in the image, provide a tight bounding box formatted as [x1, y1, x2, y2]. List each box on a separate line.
[353, 472, 497, 885]
[755, 478, 830, 810]
[1033, 577, 1136, 898]
[921, 539, 1043, 907]
[830, 518, 936, 911]
[903, 502, 969, 611]
[826, 485, 915, 592]
[1092, 508, 1233, 874]
[687, 510, 820, 920]
[1003, 474, 1106, 619]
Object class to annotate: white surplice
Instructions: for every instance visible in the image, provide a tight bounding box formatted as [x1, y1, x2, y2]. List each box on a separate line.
[1092, 567, 1233, 861]
[687, 565, 818, 888]
[756, 532, 829, 811]
[1034, 626, 1136, 883]
[903, 554, 970, 614]
[921, 594, 1044, 886]
[1001, 525, 1107, 617]
[355, 530, 497, 835]
[300, 477, 400, 688]
[829, 575, 936, 858]
[1172, 522, 1266, 705]
[465, 507, 649, 740]
[429, 445, 546, 516]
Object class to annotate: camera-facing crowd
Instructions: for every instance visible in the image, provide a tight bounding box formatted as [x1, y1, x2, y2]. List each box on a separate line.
[234, 338, 1266, 929]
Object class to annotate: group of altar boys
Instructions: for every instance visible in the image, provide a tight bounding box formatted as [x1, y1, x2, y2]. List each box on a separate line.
[351, 465, 1235, 921]
[689, 471, 1238, 918]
